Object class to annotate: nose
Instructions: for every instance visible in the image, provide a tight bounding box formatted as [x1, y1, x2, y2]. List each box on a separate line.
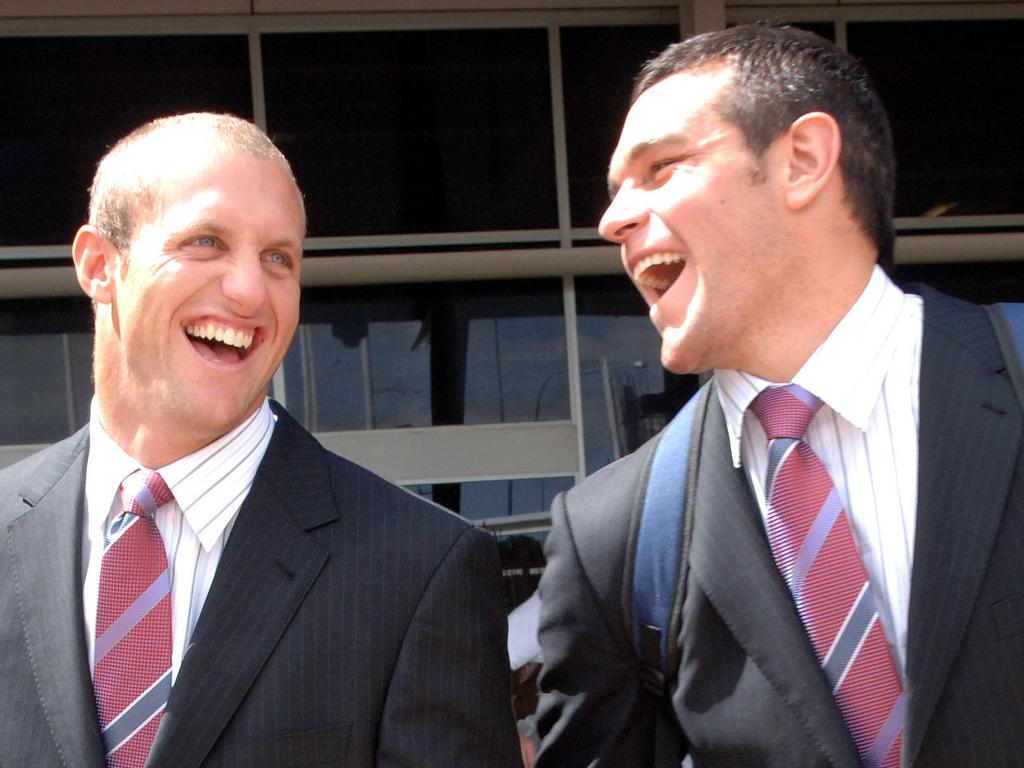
[598, 187, 646, 244]
[222, 251, 267, 315]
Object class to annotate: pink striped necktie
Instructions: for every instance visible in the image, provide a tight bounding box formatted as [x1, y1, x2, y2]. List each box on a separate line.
[750, 385, 903, 768]
[93, 470, 174, 768]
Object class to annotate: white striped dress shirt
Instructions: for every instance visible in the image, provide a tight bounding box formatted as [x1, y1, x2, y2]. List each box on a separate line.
[82, 398, 276, 683]
[715, 266, 923, 677]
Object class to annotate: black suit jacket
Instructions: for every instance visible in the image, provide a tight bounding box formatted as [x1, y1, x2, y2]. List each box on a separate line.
[534, 289, 1024, 767]
[0, 402, 520, 768]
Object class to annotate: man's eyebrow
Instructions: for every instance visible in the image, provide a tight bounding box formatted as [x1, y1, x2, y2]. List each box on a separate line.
[168, 220, 229, 240]
[606, 134, 689, 199]
[267, 236, 302, 251]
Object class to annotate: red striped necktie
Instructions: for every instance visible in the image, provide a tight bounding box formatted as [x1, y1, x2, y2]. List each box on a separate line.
[93, 470, 174, 768]
[750, 384, 903, 768]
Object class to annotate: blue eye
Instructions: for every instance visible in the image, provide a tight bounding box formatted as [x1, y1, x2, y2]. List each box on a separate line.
[266, 251, 289, 267]
[193, 235, 217, 247]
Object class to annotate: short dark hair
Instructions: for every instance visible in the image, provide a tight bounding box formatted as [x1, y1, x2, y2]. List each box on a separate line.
[634, 23, 895, 265]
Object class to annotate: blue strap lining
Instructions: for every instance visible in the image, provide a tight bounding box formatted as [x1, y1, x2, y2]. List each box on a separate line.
[631, 393, 699, 666]
[998, 303, 1024, 363]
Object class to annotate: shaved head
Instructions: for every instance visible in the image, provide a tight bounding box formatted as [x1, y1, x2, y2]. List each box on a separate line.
[88, 113, 305, 252]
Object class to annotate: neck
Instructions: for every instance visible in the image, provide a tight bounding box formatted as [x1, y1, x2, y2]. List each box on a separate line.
[94, 399, 199, 468]
[739, 256, 876, 383]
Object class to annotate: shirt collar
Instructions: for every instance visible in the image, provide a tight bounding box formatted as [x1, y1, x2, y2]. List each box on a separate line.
[85, 400, 142, 543]
[86, 398, 276, 551]
[715, 265, 910, 467]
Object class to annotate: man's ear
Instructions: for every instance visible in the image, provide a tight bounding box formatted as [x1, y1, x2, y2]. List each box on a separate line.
[72, 225, 120, 303]
[783, 112, 842, 211]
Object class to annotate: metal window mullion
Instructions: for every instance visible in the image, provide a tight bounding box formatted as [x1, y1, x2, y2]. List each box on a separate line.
[547, 24, 572, 249]
[562, 275, 586, 482]
[0, 9, 679, 37]
[62, 333, 77, 434]
[835, 17, 848, 51]
[250, 25, 290, 408]
[248, 26, 268, 131]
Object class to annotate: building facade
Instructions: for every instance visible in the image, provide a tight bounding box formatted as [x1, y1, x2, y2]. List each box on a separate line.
[2, 0, 1022, 596]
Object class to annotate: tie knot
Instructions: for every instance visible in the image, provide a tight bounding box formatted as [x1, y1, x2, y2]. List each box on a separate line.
[119, 470, 173, 521]
[749, 384, 822, 440]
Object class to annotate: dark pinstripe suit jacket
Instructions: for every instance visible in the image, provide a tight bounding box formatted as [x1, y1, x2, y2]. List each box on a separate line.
[534, 289, 1024, 767]
[0, 402, 521, 768]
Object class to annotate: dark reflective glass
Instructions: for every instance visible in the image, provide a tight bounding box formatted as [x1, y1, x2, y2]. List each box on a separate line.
[560, 25, 678, 231]
[497, 530, 549, 611]
[282, 279, 568, 431]
[848, 21, 1024, 217]
[410, 477, 572, 521]
[0, 298, 93, 444]
[575, 276, 698, 474]
[261, 30, 557, 237]
[0, 35, 252, 246]
[893, 261, 1024, 304]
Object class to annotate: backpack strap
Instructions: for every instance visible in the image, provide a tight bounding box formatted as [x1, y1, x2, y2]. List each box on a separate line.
[624, 382, 711, 695]
[986, 302, 1024, 406]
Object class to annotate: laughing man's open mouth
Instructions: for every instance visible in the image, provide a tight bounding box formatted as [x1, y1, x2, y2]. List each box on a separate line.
[186, 322, 256, 363]
[632, 252, 686, 292]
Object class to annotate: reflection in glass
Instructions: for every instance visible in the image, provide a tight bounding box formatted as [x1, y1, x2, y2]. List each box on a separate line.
[496, 530, 549, 610]
[0, 298, 94, 444]
[0, 35, 252, 246]
[409, 476, 572, 521]
[848, 20, 1024, 218]
[560, 25, 678, 232]
[575, 276, 698, 474]
[261, 29, 557, 236]
[893, 261, 1024, 305]
[282, 280, 568, 431]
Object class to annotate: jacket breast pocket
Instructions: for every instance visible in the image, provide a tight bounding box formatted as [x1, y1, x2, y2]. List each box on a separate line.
[215, 724, 351, 768]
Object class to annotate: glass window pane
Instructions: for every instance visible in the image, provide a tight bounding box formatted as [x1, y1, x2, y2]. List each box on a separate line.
[560, 25, 678, 232]
[261, 30, 557, 237]
[848, 21, 1024, 217]
[409, 477, 571, 521]
[791, 22, 835, 41]
[0, 298, 93, 444]
[282, 279, 568, 430]
[575, 276, 698, 474]
[0, 35, 253, 246]
[893, 261, 1024, 305]
[497, 530, 549, 610]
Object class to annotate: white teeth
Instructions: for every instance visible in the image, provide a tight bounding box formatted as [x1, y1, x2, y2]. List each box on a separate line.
[186, 323, 254, 349]
[633, 252, 686, 290]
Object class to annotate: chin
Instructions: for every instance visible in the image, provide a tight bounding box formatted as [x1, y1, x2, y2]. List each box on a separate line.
[660, 349, 698, 375]
[657, 329, 700, 374]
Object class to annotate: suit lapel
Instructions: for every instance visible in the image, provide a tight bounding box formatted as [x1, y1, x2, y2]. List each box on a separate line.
[148, 406, 333, 768]
[688, 392, 862, 768]
[903, 292, 1022, 765]
[5, 429, 106, 768]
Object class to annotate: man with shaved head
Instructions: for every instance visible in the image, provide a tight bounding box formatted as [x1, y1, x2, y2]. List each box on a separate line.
[0, 113, 520, 768]
[534, 24, 1024, 768]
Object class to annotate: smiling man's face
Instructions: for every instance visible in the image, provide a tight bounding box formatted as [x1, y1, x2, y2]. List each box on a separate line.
[89, 143, 304, 462]
[599, 65, 788, 375]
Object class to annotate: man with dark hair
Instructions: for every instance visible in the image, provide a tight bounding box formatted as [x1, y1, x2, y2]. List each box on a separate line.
[0, 113, 520, 768]
[534, 24, 1024, 767]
